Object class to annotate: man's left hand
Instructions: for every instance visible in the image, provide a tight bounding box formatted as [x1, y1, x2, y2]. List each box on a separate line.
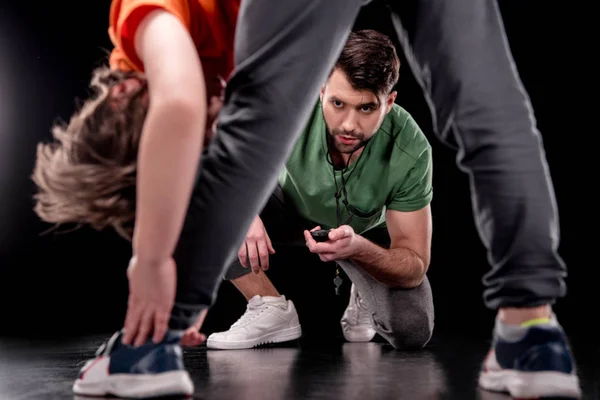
[303, 225, 360, 262]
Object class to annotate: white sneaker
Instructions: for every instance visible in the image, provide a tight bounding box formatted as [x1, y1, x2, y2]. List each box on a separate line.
[341, 284, 376, 342]
[206, 295, 302, 350]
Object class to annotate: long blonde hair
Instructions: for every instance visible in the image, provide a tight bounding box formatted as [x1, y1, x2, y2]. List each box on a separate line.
[32, 65, 148, 240]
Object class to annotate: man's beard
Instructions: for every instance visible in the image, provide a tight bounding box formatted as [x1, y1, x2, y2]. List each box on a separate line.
[326, 127, 368, 154]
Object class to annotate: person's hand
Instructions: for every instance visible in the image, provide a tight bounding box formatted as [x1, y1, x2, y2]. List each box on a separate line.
[304, 225, 359, 262]
[238, 215, 275, 274]
[180, 308, 208, 347]
[122, 256, 177, 347]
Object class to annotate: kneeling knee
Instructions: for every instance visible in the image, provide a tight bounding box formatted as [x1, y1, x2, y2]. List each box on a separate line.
[378, 309, 434, 350]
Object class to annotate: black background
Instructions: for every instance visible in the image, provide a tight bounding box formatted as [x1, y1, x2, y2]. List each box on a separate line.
[0, 1, 591, 341]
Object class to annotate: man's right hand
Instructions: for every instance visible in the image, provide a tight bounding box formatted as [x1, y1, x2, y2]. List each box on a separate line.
[238, 215, 275, 274]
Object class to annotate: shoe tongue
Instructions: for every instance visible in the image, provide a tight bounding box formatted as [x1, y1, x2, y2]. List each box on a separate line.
[262, 295, 286, 304]
[248, 295, 265, 307]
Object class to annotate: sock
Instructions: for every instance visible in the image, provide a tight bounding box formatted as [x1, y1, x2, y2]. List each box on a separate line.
[261, 295, 286, 302]
[260, 295, 288, 309]
[495, 313, 559, 342]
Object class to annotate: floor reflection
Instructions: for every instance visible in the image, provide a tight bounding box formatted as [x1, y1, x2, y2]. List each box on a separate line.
[0, 333, 595, 400]
[198, 342, 447, 400]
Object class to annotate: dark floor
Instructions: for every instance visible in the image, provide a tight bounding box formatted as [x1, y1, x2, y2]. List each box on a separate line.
[1, 330, 598, 400]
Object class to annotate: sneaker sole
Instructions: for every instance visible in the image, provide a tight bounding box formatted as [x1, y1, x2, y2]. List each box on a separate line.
[73, 370, 194, 398]
[342, 328, 377, 343]
[207, 325, 302, 350]
[479, 369, 581, 399]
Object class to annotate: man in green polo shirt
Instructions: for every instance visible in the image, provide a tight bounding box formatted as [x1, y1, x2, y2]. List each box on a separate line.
[205, 29, 434, 350]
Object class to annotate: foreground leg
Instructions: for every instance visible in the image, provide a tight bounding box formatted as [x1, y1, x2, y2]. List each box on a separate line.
[170, 0, 365, 330]
[387, 0, 579, 396]
[73, 1, 365, 397]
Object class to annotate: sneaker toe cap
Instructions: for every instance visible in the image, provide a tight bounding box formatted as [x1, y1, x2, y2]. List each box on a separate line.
[208, 329, 250, 342]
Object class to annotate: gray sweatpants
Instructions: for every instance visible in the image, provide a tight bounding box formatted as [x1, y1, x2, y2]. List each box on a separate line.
[223, 186, 435, 349]
[169, 0, 567, 330]
[385, 0, 566, 309]
[169, 0, 366, 329]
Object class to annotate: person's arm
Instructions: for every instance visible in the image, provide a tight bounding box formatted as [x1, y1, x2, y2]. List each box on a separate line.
[351, 136, 433, 288]
[351, 206, 432, 288]
[131, 9, 207, 267]
[307, 135, 433, 287]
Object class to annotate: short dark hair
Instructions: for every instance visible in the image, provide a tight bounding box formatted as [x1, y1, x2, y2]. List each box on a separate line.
[335, 29, 400, 98]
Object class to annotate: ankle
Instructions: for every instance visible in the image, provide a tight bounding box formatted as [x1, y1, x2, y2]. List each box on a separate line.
[232, 270, 280, 301]
[498, 305, 552, 325]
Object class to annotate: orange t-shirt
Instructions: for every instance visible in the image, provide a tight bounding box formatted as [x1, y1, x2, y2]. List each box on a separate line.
[108, 0, 239, 96]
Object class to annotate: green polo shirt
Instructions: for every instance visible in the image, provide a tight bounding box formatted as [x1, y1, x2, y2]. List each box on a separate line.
[278, 101, 432, 234]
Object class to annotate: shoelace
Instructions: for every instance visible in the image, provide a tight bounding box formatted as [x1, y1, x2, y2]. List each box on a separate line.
[230, 302, 268, 328]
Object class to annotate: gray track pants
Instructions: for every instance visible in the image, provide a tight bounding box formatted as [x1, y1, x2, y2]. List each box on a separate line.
[169, 0, 566, 329]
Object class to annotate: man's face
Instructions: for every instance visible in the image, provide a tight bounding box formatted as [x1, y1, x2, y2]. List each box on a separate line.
[320, 69, 396, 154]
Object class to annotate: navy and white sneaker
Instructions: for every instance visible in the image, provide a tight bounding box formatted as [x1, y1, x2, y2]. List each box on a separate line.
[479, 324, 581, 399]
[73, 330, 194, 398]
